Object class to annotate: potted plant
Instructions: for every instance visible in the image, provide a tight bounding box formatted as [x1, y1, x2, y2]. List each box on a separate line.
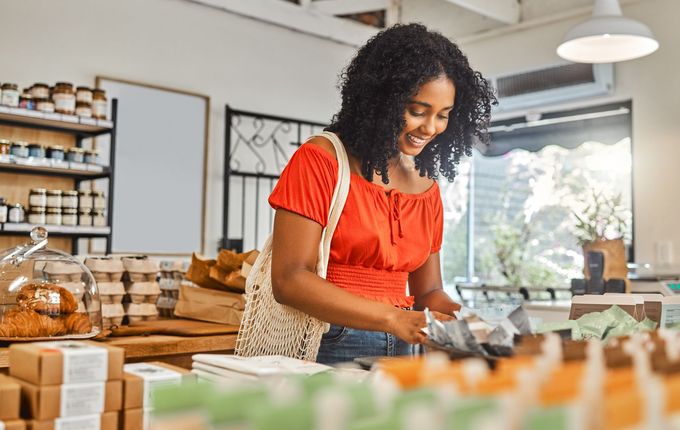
[572, 191, 631, 289]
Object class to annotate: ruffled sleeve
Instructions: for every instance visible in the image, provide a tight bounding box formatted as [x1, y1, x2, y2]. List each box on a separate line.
[430, 192, 444, 253]
[268, 144, 337, 227]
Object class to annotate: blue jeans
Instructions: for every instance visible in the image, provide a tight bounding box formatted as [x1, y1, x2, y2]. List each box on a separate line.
[316, 324, 413, 365]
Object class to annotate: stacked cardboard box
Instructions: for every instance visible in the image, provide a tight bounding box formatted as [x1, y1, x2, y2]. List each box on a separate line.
[0, 374, 24, 430]
[9, 341, 124, 430]
[120, 362, 196, 430]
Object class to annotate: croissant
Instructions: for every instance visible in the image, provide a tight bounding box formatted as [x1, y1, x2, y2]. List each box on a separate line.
[16, 283, 78, 315]
[0, 309, 66, 337]
[61, 312, 92, 335]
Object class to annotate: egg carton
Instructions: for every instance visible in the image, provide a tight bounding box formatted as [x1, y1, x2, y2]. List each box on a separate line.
[124, 302, 159, 323]
[43, 261, 83, 282]
[122, 257, 159, 282]
[160, 288, 179, 300]
[156, 296, 178, 318]
[85, 258, 125, 282]
[98, 282, 126, 304]
[125, 282, 161, 304]
[102, 303, 125, 329]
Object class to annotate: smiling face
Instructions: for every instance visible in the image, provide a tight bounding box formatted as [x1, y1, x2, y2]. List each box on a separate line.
[398, 75, 456, 157]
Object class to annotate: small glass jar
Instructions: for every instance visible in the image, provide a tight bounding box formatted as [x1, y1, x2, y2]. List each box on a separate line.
[92, 191, 106, 210]
[19, 91, 34, 110]
[0, 197, 8, 223]
[46, 145, 65, 161]
[76, 87, 93, 104]
[29, 188, 47, 207]
[62, 208, 78, 226]
[92, 89, 108, 119]
[46, 207, 62, 226]
[28, 143, 45, 158]
[0, 139, 10, 155]
[84, 149, 98, 164]
[66, 147, 84, 163]
[30, 83, 50, 100]
[92, 209, 106, 227]
[36, 98, 55, 113]
[75, 102, 92, 118]
[28, 207, 46, 225]
[10, 141, 28, 158]
[78, 190, 93, 209]
[1, 83, 19, 107]
[79, 208, 92, 226]
[8, 204, 25, 223]
[52, 82, 76, 115]
[62, 190, 78, 209]
[46, 190, 62, 208]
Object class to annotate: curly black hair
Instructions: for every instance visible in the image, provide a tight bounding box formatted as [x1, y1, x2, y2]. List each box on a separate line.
[327, 23, 496, 184]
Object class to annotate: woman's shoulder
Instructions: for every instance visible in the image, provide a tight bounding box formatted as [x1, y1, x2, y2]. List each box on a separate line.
[305, 135, 338, 160]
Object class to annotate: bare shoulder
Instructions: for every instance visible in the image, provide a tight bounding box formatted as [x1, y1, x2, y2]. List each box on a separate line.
[306, 135, 337, 159]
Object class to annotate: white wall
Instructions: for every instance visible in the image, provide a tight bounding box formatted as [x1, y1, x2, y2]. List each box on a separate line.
[404, 0, 680, 268]
[0, 0, 354, 256]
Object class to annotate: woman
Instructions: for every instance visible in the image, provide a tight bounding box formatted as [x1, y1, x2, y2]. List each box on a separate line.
[269, 23, 495, 364]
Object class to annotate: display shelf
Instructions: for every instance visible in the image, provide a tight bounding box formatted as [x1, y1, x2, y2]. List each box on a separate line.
[0, 106, 113, 137]
[0, 159, 110, 180]
[0, 223, 111, 237]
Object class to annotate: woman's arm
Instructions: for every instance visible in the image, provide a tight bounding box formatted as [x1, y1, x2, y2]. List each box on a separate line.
[271, 208, 449, 344]
[409, 253, 461, 316]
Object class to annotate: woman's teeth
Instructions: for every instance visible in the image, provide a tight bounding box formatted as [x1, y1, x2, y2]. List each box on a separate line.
[407, 134, 428, 145]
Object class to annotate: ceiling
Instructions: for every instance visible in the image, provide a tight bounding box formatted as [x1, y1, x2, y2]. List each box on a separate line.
[188, 0, 643, 47]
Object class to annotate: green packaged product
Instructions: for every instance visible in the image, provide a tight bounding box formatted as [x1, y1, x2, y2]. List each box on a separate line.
[524, 405, 579, 430]
[446, 397, 499, 430]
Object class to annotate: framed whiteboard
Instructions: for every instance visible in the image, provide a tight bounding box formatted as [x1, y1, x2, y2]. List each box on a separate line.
[96, 77, 208, 255]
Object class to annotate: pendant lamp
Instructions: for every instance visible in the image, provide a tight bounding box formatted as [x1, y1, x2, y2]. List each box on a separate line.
[557, 0, 658, 63]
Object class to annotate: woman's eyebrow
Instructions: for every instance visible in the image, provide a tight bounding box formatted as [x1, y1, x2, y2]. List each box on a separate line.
[408, 100, 454, 110]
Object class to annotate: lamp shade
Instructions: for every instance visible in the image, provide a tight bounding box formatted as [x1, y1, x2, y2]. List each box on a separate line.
[557, 0, 659, 63]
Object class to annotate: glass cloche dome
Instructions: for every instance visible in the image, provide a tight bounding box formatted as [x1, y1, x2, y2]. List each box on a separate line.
[0, 227, 102, 340]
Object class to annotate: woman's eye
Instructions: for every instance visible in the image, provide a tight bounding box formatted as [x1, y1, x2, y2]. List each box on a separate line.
[409, 110, 425, 117]
[438, 115, 449, 120]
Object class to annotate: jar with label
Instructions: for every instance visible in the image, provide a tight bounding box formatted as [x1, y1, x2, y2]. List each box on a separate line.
[92, 209, 106, 227]
[8, 204, 25, 223]
[0, 139, 10, 155]
[10, 142, 28, 158]
[1, 83, 19, 107]
[28, 207, 46, 225]
[28, 143, 45, 158]
[92, 191, 106, 209]
[78, 190, 93, 209]
[76, 87, 93, 104]
[75, 102, 92, 118]
[62, 190, 78, 209]
[30, 83, 50, 100]
[79, 208, 92, 226]
[52, 82, 76, 115]
[0, 197, 7, 223]
[46, 207, 62, 226]
[84, 149, 98, 164]
[19, 91, 34, 110]
[46, 145, 65, 161]
[92, 89, 108, 119]
[36, 98, 55, 113]
[46, 190, 62, 208]
[62, 208, 78, 226]
[29, 188, 47, 207]
[66, 147, 84, 163]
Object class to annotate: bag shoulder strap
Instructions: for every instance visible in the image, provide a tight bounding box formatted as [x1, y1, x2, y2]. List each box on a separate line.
[307, 131, 350, 277]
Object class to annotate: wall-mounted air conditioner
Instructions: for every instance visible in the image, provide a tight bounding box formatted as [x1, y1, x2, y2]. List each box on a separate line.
[491, 62, 614, 113]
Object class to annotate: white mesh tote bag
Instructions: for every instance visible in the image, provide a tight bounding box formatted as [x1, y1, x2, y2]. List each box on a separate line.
[235, 131, 351, 361]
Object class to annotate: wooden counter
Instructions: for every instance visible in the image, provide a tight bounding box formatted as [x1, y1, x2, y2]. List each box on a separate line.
[0, 332, 238, 370]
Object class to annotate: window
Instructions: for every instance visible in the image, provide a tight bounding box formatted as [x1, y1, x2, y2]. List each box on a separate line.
[441, 102, 633, 289]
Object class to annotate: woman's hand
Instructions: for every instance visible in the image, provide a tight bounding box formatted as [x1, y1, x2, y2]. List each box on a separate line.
[385, 308, 454, 344]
